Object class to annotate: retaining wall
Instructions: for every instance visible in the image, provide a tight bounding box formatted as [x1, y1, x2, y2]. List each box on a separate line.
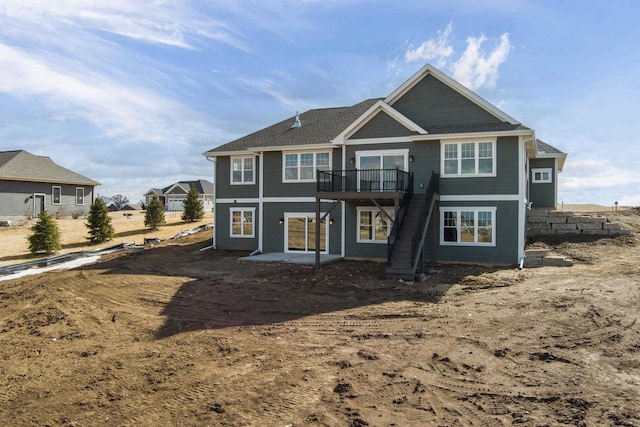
[527, 209, 630, 237]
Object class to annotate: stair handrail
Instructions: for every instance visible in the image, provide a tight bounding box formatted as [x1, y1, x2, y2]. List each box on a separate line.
[410, 172, 440, 269]
[387, 171, 413, 264]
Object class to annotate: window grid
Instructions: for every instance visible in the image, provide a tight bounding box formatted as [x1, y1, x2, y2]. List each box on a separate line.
[231, 157, 255, 184]
[230, 208, 255, 238]
[283, 152, 331, 182]
[442, 141, 495, 176]
[357, 208, 395, 243]
[440, 208, 495, 246]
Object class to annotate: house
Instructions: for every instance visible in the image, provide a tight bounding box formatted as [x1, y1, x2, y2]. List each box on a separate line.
[144, 180, 214, 212]
[203, 63, 567, 279]
[0, 150, 99, 220]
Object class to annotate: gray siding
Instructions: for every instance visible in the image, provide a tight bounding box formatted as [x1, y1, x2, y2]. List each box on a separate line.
[215, 156, 259, 199]
[350, 111, 415, 139]
[262, 201, 341, 254]
[529, 158, 556, 208]
[432, 200, 520, 265]
[391, 74, 502, 128]
[344, 201, 394, 260]
[0, 180, 94, 220]
[214, 202, 259, 251]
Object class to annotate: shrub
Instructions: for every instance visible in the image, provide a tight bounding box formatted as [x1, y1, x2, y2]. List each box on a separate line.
[181, 186, 205, 222]
[144, 194, 165, 230]
[27, 211, 61, 255]
[86, 198, 115, 243]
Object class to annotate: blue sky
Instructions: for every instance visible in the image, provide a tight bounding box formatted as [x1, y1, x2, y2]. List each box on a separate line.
[0, 1, 638, 207]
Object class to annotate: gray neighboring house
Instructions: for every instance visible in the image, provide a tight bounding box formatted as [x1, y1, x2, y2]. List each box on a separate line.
[0, 150, 100, 220]
[204, 63, 567, 278]
[144, 180, 214, 212]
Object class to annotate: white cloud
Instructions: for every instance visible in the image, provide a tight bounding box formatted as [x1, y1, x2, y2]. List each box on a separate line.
[451, 33, 511, 90]
[404, 22, 454, 67]
[560, 158, 640, 191]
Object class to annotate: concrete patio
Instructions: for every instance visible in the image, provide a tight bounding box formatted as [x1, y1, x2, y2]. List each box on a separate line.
[238, 252, 343, 265]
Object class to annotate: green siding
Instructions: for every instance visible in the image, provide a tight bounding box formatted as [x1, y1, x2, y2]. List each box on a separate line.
[215, 156, 259, 199]
[215, 203, 259, 251]
[529, 158, 556, 208]
[434, 200, 520, 265]
[344, 201, 393, 260]
[391, 74, 501, 128]
[262, 201, 341, 254]
[439, 137, 519, 195]
[350, 111, 415, 139]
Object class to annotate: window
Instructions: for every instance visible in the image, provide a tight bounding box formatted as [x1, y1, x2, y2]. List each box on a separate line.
[357, 207, 395, 243]
[442, 140, 496, 176]
[532, 168, 552, 183]
[283, 152, 330, 182]
[52, 186, 61, 205]
[440, 207, 496, 246]
[230, 208, 255, 238]
[231, 156, 255, 184]
[75, 188, 84, 205]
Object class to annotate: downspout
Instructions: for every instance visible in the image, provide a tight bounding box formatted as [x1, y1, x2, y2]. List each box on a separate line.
[205, 156, 216, 249]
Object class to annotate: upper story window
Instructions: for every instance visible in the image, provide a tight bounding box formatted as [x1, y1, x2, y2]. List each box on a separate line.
[283, 152, 330, 182]
[442, 139, 496, 177]
[532, 168, 552, 183]
[52, 186, 61, 205]
[231, 156, 255, 185]
[75, 188, 84, 205]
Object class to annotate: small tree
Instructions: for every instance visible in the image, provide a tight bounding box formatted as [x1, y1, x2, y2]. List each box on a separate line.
[86, 198, 115, 243]
[181, 186, 204, 222]
[27, 211, 61, 255]
[144, 193, 165, 230]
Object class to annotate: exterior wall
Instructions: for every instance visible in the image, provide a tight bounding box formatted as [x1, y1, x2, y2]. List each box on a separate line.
[262, 201, 341, 254]
[214, 202, 259, 251]
[529, 158, 556, 208]
[390, 74, 501, 128]
[215, 156, 259, 199]
[350, 111, 415, 139]
[344, 201, 395, 260]
[431, 200, 520, 265]
[0, 180, 94, 220]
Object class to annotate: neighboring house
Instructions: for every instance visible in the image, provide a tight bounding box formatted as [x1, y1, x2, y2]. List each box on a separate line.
[0, 150, 99, 220]
[144, 180, 214, 212]
[203, 63, 567, 279]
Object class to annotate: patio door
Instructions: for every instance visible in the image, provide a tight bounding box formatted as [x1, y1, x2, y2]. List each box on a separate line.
[356, 150, 408, 190]
[285, 213, 327, 253]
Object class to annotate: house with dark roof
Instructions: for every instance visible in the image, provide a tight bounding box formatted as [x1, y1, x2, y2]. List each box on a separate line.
[144, 180, 213, 212]
[203, 63, 567, 279]
[0, 150, 99, 220]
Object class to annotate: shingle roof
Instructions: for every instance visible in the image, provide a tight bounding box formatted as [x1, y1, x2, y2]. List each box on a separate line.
[0, 150, 99, 185]
[422, 122, 530, 134]
[206, 99, 380, 153]
[162, 179, 214, 195]
[536, 139, 566, 155]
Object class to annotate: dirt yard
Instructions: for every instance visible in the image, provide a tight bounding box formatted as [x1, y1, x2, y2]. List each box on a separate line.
[0, 209, 639, 426]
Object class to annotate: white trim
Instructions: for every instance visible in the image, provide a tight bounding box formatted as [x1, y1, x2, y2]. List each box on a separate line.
[531, 168, 553, 183]
[413, 129, 533, 142]
[341, 201, 345, 257]
[75, 187, 85, 205]
[439, 206, 497, 247]
[204, 150, 250, 158]
[356, 148, 409, 170]
[230, 155, 256, 185]
[441, 139, 497, 178]
[249, 143, 335, 153]
[282, 151, 331, 183]
[384, 63, 520, 125]
[518, 136, 527, 261]
[284, 212, 329, 254]
[33, 193, 45, 216]
[216, 198, 260, 204]
[356, 206, 395, 244]
[229, 207, 256, 238]
[52, 186, 61, 205]
[332, 100, 427, 145]
[439, 194, 519, 202]
[258, 151, 264, 252]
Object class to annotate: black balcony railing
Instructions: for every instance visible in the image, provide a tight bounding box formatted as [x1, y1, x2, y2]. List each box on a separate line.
[317, 168, 412, 193]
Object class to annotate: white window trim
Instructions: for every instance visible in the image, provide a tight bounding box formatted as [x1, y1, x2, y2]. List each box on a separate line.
[52, 186, 61, 205]
[531, 168, 553, 183]
[356, 206, 395, 244]
[282, 151, 331, 183]
[441, 138, 497, 178]
[229, 207, 256, 238]
[230, 156, 256, 185]
[284, 212, 329, 254]
[439, 207, 497, 247]
[75, 187, 84, 206]
[355, 149, 409, 171]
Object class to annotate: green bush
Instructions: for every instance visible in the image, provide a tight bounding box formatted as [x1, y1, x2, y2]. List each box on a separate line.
[27, 211, 61, 255]
[86, 198, 115, 243]
[181, 186, 205, 222]
[144, 194, 165, 230]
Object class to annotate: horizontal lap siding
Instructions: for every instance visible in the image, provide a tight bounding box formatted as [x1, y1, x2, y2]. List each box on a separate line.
[262, 201, 341, 254]
[350, 111, 415, 139]
[529, 158, 556, 208]
[0, 180, 93, 219]
[433, 200, 519, 265]
[216, 156, 259, 199]
[391, 75, 501, 128]
[215, 202, 259, 251]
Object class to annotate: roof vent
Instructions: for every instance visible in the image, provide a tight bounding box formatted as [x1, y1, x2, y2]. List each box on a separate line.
[291, 111, 301, 128]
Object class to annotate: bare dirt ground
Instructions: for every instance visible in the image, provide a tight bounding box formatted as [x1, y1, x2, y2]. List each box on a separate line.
[0, 209, 639, 426]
